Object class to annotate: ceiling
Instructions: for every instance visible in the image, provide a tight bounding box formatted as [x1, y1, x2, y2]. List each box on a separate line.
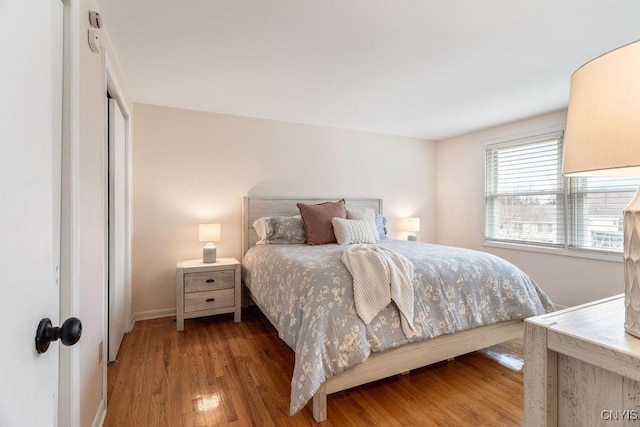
[95, 0, 640, 140]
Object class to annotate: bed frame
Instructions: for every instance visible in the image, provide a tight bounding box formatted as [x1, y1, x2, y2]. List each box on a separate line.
[241, 196, 524, 422]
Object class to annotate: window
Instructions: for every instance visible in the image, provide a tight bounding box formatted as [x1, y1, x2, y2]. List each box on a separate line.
[485, 132, 565, 247]
[485, 132, 640, 254]
[569, 176, 639, 252]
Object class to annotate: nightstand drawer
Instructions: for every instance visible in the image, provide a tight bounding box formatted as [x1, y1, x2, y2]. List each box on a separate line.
[184, 269, 235, 293]
[184, 288, 235, 313]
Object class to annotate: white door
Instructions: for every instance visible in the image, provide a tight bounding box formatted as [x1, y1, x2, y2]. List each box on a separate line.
[0, 0, 64, 425]
[108, 98, 126, 362]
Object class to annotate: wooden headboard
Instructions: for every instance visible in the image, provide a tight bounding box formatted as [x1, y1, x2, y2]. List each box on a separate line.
[241, 197, 383, 258]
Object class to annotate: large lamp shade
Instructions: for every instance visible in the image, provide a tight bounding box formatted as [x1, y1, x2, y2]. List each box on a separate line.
[564, 40, 640, 177]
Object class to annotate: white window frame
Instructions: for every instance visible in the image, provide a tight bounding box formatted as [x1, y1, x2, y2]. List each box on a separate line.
[484, 130, 565, 247]
[482, 127, 627, 263]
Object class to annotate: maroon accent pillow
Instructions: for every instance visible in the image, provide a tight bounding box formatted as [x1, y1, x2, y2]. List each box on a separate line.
[297, 199, 347, 245]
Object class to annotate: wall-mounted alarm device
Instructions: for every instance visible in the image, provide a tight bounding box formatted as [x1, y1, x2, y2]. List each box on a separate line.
[89, 11, 103, 29]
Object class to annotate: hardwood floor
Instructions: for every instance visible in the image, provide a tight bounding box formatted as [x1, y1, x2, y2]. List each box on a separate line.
[105, 307, 525, 426]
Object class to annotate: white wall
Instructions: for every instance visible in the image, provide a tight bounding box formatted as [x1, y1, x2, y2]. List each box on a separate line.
[436, 110, 624, 307]
[71, 1, 133, 425]
[132, 104, 436, 319]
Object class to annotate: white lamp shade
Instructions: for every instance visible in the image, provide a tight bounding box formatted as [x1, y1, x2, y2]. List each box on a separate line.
[563, 40, 640, 177]
[198, 223, 221, 242]
[398, 217, 420, 233]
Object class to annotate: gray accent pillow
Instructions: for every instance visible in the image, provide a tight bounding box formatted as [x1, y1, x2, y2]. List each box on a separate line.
[375, 213, 387, 239]
[253, 216, 306, 244]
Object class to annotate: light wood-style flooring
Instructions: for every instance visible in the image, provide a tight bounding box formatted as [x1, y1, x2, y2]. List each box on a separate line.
[105, 307, 525, 426]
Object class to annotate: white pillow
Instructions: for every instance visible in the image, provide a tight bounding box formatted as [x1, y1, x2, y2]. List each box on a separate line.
[346, 207, 380, 241]
[332, 218, 377, 245]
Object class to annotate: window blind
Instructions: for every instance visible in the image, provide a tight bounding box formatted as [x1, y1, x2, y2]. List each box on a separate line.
[485, 133, 565, 247]
[568, 176, 640, 252]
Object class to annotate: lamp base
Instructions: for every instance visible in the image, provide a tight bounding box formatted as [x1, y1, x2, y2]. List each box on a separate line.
[203, 244, 217, 264]
[624, 185, 640, 338]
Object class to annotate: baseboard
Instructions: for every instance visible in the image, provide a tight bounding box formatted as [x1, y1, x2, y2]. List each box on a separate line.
[132, 308, 176, 326]
[91, 398, 106, 427]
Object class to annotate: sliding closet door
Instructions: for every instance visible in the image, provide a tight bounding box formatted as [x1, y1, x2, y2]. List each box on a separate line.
[108, 97, 126, 362]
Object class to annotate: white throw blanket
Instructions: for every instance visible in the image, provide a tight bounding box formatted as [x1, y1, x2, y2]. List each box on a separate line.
[341, 244, 416, 338]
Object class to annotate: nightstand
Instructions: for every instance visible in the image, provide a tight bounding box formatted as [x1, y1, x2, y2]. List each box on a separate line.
[176, 257, 241, 331]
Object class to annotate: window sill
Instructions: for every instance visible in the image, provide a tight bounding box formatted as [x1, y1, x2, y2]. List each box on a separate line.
[482, 240, 623, 263]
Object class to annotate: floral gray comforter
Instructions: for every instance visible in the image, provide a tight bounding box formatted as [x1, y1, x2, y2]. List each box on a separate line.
[241, 240, 554, 415]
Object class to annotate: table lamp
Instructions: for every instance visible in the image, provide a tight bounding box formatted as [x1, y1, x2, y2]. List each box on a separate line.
[398, 217, 420, 241]
[199, 223, 221, 263]
[563, 40, 640, 337]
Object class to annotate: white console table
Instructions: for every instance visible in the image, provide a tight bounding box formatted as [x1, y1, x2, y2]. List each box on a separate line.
[524, 295, 640, 426]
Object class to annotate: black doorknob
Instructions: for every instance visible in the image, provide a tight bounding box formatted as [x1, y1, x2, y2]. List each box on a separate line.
[35, 317, 82, 354]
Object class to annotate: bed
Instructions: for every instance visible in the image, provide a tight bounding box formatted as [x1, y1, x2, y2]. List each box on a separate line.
[241, 197, 554, 422]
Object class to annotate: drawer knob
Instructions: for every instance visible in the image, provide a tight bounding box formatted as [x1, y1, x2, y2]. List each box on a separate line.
[205, 279, 216, 283]
[206, 298, 216, 302]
